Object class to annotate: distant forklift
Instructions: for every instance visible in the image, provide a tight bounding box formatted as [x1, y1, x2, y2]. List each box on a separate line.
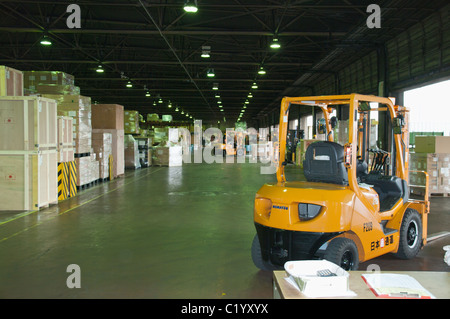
[252, 94, 430, 270]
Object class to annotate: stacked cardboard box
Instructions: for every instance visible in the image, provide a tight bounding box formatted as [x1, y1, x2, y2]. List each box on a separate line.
[92, 104, 124, 130]
[0, 65, 23, 96]
[0, 96, 58, 210]
[410, 136, 450, 195]
[124, 110, 140, 134]
[92, 132, 112, 179]
[124, 135, 141, 169]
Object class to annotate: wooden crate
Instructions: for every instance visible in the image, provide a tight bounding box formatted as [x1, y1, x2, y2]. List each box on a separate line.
[57, 116, 74, 162]
[0, 96, 57, 151]
[0, 150, 58, 211]
[0, 65, 23, 96]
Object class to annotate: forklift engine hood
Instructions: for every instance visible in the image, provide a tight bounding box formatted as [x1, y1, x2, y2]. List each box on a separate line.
[254, 181, 357, 233]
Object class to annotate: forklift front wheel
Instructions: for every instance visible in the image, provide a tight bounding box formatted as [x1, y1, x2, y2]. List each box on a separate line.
[395, 208, 422, 260]
[324, 237, 359, 270]
[251, 234, 276, 271]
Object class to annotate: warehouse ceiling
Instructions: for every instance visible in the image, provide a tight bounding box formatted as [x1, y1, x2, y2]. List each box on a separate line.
[0, 0, 448, 125]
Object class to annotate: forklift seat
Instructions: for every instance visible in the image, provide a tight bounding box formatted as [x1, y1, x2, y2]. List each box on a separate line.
[303, 141, 348, 185]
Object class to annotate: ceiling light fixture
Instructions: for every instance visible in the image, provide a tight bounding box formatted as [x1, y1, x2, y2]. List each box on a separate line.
[270, 37, 281, 49]
[258, 66, 266, 75]
[183, 0, 198, 13]
[201, 46, 211, 58]
[40, 35, 52, 46]
[207, 68, 215, 78]
[248, 93, 253, 98]
[212, 83, 219, 90]
[126, 81, 133, 88]
[145, 91, 151, 97]
[96, 65, 104, 73]
[251, 82, 258, 89]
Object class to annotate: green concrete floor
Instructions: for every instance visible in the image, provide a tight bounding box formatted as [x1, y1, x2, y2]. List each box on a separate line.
[0, 162, 448, 298]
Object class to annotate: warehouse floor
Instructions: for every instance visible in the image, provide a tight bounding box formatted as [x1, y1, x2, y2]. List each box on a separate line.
[0, 162, 448, 299]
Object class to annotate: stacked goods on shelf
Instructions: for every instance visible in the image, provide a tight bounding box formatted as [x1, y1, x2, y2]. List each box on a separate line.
[92, 132, 112, 180]
[0, 65, 24, 96]
[124, 110, 140, 134]
[91, 104, 125, 178]
[124, 135, 141, 169]
[410, 136, 450, 196]
[153, 128, 182, 167]
[0, 96, 58, 210]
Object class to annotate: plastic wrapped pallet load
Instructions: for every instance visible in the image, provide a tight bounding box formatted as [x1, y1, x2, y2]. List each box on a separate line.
[410, 152, 450, 195]
[124, 110, 140, 134]
[92, 129, 124, 178]
[42, 94, 92, 155]
[124, 134, 140, 169]
[153, 146, 182, 167]
[92, 132, 112, 179]
[147, 113, 159, 122]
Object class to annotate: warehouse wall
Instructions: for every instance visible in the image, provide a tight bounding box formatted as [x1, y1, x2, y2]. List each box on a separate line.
[314, 3, 450, 100]
[261, 4, 450, 129]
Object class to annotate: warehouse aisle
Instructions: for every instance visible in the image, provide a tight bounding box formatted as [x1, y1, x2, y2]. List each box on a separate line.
[0, 163, 448, 298]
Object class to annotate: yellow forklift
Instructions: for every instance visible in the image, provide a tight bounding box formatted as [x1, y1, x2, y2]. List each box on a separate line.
[252, 94, 430, 270]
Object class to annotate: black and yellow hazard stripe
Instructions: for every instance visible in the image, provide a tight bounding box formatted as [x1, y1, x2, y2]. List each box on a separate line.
[68, 160, 78, 197]
[57, 162, 68, 201]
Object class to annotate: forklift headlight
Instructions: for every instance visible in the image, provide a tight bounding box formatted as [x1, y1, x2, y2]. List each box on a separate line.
[298, 203, 322, 221]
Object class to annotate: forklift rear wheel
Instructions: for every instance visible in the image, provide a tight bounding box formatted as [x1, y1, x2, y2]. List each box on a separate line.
[324, 237, 359, 270]
[395, 208, 422, 259]
[251, 234, 276, 271]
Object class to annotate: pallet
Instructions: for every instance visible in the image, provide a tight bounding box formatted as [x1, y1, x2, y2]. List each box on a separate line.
[430, 193, 449, 197]
[76, 179, 99, 191]
[74, 152, 90, 158]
